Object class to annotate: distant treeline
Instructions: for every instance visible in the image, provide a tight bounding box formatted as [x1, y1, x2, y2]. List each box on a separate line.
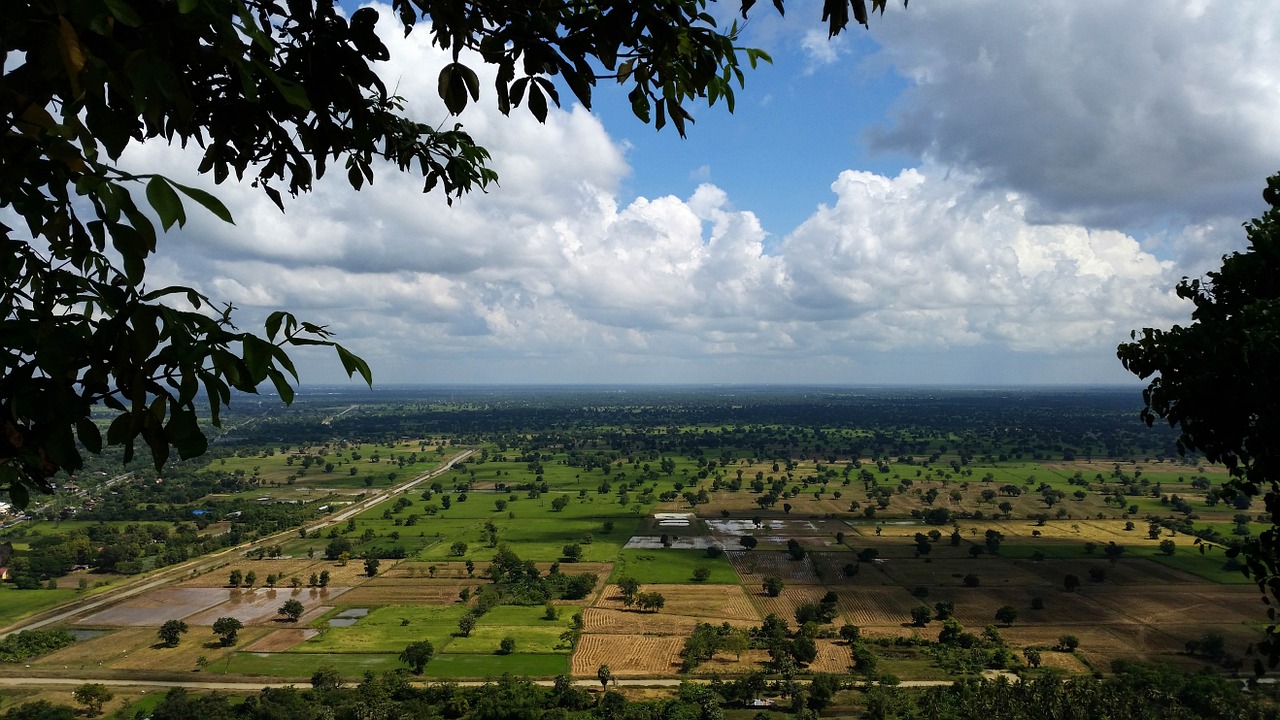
[218, 386, 1184, 464]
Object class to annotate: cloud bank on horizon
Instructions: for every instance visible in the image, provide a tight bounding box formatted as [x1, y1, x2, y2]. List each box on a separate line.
[130, 1, 1280, 386]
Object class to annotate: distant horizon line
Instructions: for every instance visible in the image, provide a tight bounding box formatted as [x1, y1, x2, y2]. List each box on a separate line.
[275, 381, 1145, 390]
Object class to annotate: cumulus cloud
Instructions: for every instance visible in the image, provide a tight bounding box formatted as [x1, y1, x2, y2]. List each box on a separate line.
[112, 2, 1209, 385]
[865, 1, 1280, 230]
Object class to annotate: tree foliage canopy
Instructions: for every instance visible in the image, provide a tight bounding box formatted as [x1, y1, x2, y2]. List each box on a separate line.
[1, 0, 894, 505]
[1118, 173, 1280, 667]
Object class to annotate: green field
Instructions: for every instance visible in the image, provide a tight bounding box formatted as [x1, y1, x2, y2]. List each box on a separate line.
[298, 605, 471, 653]
[0, 586, 82, 627]
[444, 605, 575, 654]
[609, 549, 739, 584]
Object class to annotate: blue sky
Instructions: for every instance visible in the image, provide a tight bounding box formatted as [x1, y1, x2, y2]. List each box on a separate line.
[118, 1, 1280, 387]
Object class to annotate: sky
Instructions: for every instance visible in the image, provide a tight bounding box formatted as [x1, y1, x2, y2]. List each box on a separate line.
[123, 1, 1280, 387]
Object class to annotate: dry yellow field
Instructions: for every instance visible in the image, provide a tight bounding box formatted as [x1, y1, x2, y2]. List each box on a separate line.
[594, 584, 759, 621]
[571, 634, 684, 676]
[804, 639, 853, 673]
[179, 557, 379, 588]
[581, 608, 756, 635]
[31, 625, 266, 673]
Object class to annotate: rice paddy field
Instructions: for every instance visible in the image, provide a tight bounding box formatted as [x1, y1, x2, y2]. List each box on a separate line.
[2, 416, 1268, 686]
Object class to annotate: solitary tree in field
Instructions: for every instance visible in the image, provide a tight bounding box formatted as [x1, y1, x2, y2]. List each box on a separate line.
[73, 683, 113, 717]
[597, 664, 613, 691]
[279, 599, 305, 622]
[458, 613, 477, 637]
[763, 576, 784, 597]
[910, 605, 932, 627]
[364, 557, 381, 577]
[995, 605, 1019, 626]
[212, 617, 242, 647]
[399, 640, 435, 674]
[157, 620, 188, 648]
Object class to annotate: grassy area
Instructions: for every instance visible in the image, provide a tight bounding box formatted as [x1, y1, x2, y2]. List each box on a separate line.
[298, 604, 471, 653]
[223, 651, 400, 678]
[1145, 547, 1252, 584]
[444, 605, 574, 654]
[425, 652, 569, 678]
[0, 586, 82, 627]
[609, 549, 739, 584]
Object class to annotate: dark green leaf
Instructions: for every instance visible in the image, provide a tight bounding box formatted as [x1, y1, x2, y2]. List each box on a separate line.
[146, 176, 186, 231]
[102, 0, 143, 26]
[335, 344, 373, 386]
[8, 482, 29, 510]
[172, 181, 234, 224]
[76, 418, 102, 454]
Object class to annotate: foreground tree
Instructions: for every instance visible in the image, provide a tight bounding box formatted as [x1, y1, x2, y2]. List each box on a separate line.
[1, 0, 897, 506]
[212, 616, 242, 646]
[279, 599, 305, 622]
[1118, 173, 1280, 666]
[156, 619, 188, 648]
[310, 665, 344, 691]
[399, 640, 435, 674]
[72, 683, 112, 717]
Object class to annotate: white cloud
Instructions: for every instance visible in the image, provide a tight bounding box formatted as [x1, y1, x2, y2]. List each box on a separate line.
[108, 2, 1215, 386]
[865, 1, 1280, 230]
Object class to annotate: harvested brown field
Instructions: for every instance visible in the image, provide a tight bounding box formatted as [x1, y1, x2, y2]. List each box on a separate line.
[179, 558, 378, 588]
[809, 552, 899, 586]
[1085, 587, 1262, 625]
[751, 586, 838, 622]
[1036, 649, 1090, 673]
[689, 649, 773, 675]
[110, 626, 273, 672]
[337, 582, 476, 606]
[879, 558, 1050, 588]
[926, 588, 1112, 627]
[244, 628, 317, 652]
[594, 584, 759, 622]
[1021, 558, 1208, 588]
[75, 587, 229, 626]
[31, 625, 257, 673]
[382, 561, 613, 581]
[582, 608, 757, 635]
[805, 640, 852, 673]
[727, 551, 821, 585]
[835, 586, 923, 627]
[572, 634, 683, 676]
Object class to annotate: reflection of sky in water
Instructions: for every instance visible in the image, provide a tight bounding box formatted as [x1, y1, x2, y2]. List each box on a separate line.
[329, 607, 369, 626]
